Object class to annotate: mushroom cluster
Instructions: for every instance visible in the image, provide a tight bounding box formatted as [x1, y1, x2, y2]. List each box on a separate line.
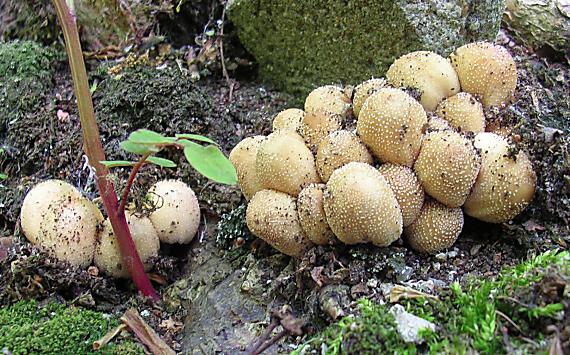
[20, 179, 201, 276]
[231, 42, 536, 256]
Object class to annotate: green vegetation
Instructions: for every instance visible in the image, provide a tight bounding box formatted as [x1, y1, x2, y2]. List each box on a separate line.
[295, 250, 569, 354]
[0, 300, 143, 354]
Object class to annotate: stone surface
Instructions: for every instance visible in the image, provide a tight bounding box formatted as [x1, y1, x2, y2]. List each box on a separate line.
[228, 0, 505, 97]
[389, 304, 437, 344]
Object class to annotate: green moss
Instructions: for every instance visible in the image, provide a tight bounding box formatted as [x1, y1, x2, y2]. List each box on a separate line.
[295, 250, 569, 354]
[0, 300, 144, 354]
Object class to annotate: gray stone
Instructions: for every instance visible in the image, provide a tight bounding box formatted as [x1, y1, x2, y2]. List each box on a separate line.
[389, 304, 437, 344]
[228, 0, 505, 97]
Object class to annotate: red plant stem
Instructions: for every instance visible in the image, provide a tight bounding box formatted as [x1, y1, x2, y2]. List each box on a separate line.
[119, 153, 150, 213]
[52, 0, 158, 301]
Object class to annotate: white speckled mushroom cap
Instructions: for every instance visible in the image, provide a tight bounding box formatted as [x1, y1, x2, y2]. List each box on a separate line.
[386, 51, 460, 111]
[297, 184, 336, 246]
[414, 130, 481, 208]
[256, 131, 320, 197]
[300, 110, 342, 150]
[316, 130, 373, 183]
[272, 108, 305, 132]
[148, 179, 201, 244]
[450, 42, 517, 108]
[230, 135, 266, 200]
[352, 78, 389, 118]
[95, 212, 160, 278]
[246, 189, 313, 258]
[464, 132, 536, 223]
[324, 162, 402, 247]
[20, 179, 82, 245]
[435, 92, 485, 133]
[357, 88, 428, 167]
[305, 85, 352, 119]
[404, 199, 463, 254]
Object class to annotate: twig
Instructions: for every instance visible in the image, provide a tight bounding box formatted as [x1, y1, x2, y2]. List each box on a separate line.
[248, 317, 279, 354]
[119, 153, 150, 213]
[496, 310, 525, 335]
[252, 329, 288, 355]
[93, 323, 128, 350]
[121, 309, 175, 355]
[218, 4, 235, 101]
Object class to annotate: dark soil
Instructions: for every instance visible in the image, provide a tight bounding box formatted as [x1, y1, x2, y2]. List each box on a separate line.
[0, 27, 568, 353]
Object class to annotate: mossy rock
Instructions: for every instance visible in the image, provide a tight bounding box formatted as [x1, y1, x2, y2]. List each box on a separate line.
[228, 0, 505, 97]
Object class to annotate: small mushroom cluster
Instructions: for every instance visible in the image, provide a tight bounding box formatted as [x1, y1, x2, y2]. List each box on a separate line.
[231, 42, 537, 256]
[20, 179, 200, 277]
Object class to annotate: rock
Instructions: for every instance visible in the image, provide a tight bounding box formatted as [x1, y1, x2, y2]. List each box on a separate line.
[227, 0, 505, 97]
[503, 0, 570, 54]
[389, 304, 437, 344]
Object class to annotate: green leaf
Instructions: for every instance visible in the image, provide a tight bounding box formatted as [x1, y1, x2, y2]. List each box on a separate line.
[100, 160, 136, 168]
[175, 134, 217, 145]
[146, 156, 176, 168]
[183, 141, 237, 185]
[120, 141, 158, 155]
[0, 173, 7, 180]
[128, 129, 175, 145]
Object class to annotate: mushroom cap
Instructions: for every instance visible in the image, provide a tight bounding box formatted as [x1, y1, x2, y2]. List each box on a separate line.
[316, 130, 373, 182]
[352, 78, 389, 118]
[404, 199, 463, 254]
[386, 51, 460, 111]
[378, 163, 425, 227]
[148, 179, 201, 244]
[305, 85, 352, 119]
[256, 131, 320, 197]
[38, 196, 103, 267]
[20, 179, 82, 245]
[246, 189, 313, 258]
[414, 130, 481, 208]
[450, 42, 517, 108]
[297, 184, 336, 245]
[95, 212, 160, 278]
[324, 162, 402, 246]
[272, 108, 305, 132]
[435, 92, 485, 133]
[426, 115, 453, 132]
[230, 135, 266, 200]
[464, 132, 536, 223]
[300, 110, 342, 150]
[356, 88, 428, 167]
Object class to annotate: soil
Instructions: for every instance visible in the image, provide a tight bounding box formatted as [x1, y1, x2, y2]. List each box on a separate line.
[0, 27, 569, 353]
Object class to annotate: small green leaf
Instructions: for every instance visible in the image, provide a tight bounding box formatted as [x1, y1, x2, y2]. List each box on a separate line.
[146, 156, 176, 168]
[175, 134, 217, 145]
[120, 141, 158, 155]
[0, 173, 7, 180]
[183, 141, 237, 185]
[100, 160, 136, 168]
[128, 129, 175, 145]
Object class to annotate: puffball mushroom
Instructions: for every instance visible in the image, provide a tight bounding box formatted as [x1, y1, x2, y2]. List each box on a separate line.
[148, 179, 201, 244]
[297, 184, 336, 245]
[435, 92, 485, 132]
[305, 85, 352, 119]
[414, 130, 481, 208]
[300, 110, 342, 150]
[230, 135, 265, 200]
[256, 131, 320, 197]
[378, 164, 425, 227]
[464, 132, 536, 223]
[404, 199, 464, 254]
[20, 179, 82, 245]
[386, 51, 460, 111]
[246, 189, 313, 258]
[38, 196, 103, 267]
[426, 115, 453, 132]
[324, 162, 402, 247]
[352, 78, 388, 118]
[357, 88, 428, 167]
[95, 212, 160, 278]
[272, 108, 305, 132]
[316, 130, 373, 182]
[450, 42, 517, 108]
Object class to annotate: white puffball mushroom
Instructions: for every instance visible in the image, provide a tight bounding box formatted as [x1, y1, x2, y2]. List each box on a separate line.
[38, 196, 103, 267]
[20, 179, 82, 245]
[305, 85, 352, 119]
[272, 108, 305, 132]
[230, 135, 266, 200]
[95, 212, 160, 278]
[148, 179, 201, 244]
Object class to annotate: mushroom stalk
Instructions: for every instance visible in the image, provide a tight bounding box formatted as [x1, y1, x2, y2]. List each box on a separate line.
[52, 0, 159, 301]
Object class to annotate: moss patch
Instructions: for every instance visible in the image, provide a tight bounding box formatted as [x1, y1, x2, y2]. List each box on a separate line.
[295, 250, 569, 354]
[0, 300, 143, 354]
